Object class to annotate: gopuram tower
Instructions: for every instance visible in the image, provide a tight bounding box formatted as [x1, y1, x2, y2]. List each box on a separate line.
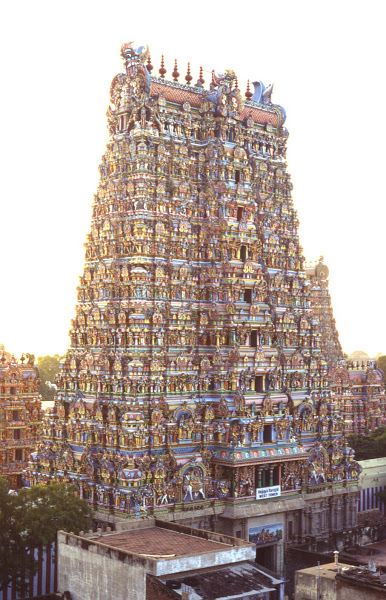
[32, 44, 364, 559]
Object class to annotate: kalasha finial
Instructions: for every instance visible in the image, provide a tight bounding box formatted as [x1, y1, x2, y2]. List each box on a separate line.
[146, 54, 153, 73]
[159, 55, 166, 78]
[172, 59, 180, 82]
[245, 80, 253, 100]
[185, 62, 193, 85]
[197, 66, 205, 87]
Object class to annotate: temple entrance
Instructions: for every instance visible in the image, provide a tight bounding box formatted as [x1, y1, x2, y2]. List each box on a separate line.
[255, 543, 276, 572]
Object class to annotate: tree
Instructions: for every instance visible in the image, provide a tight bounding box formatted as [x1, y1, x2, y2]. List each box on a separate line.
[0, 479, 28, 591]
[0, 479, 92, 591]
[377, 355, 386, 376]
[348, 427, 386, 461]
[37, 355, 61, 402]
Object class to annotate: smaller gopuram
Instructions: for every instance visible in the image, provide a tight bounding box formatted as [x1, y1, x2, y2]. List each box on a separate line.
[330, 359, 386, 435]
[0, 349, 41, 488]
[306, 258, 343, 366]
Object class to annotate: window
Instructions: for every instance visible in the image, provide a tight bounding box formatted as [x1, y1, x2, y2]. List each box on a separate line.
[15, 449, 23, 461]
[235, 170, 241, 184]
[13, 429, 21, 440]
[263, 424, 272, 443]
[250, 330, 258, 347]
[244, 289, 252, 303]
[240, 245, 247, 262]
[10, 387, 16, 395]
[260, 468, 271, 487]
[12, 411, 19, 421]
[237, 206, 243, 222]
[255, 375, 265, 393]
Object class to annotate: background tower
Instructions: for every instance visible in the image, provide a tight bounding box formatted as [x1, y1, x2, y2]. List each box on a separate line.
[0, 350, 41, 488]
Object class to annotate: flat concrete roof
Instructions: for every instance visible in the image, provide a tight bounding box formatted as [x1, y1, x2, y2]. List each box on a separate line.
[297, 562, 353, 580]
[92, 526, 233, 558]
[359, 458, 386, 468]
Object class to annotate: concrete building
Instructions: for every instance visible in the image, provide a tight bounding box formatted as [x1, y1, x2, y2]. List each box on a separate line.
[358, 458, 386, 514]
[58, 519, 284, 599]
[294, 560, 386, 599]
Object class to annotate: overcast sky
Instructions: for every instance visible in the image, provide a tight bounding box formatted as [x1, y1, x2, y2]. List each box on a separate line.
[0, 0, 385, 357]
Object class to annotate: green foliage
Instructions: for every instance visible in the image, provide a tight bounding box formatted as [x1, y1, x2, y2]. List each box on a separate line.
[348, 427, 386, 461]
[0, 478, 92, 590]
[377, 355, 386, 376]
[0, 478, 32, 590]
[37, 355, 61, 402]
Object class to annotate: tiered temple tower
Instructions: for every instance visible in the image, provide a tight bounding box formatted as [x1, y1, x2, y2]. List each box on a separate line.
[0, 350, 41, 488]
[31, 44, 365, 562]
[306, 258, 343, 366]
[330, 360, 386, 435]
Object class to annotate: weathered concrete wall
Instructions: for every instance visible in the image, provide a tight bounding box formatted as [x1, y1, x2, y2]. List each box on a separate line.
[294, 570, 336, 600]
[285, 547, 333, 598]
[336, 579, 386, 600]
[58, 524, 255, 599]
[58, 535, 147, 600]
[154, 546, 254, 577]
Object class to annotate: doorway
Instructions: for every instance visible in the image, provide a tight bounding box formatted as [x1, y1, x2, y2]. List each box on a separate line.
[255, 544, 276, 572]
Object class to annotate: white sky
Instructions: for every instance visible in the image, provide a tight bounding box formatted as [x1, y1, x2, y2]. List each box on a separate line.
[0, 0, 385, 358]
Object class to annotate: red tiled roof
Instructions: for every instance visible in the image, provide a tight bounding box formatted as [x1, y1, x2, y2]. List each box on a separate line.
[150, 80, 282, 127]
[241, 106, 280, 128]
[93, 526, 230, 557]
[150, 81, 203, 108]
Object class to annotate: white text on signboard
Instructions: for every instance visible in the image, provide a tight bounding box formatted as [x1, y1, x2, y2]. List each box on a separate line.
[256, 485, 281, 500]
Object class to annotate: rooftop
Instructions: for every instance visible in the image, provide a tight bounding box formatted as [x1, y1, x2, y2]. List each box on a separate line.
[297, 562, 353, 581]
[92, 525, 232, 558]
[337, 566, 386, 593]
[157, 561, 281, 599]
[59, 519, 256, 581]
[343, 540, 386, 568]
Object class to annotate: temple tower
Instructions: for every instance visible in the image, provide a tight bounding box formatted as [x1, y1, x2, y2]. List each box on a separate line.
[0, 350, 41, 488]
[306, 257, 343, 366]
[31, 44, 361, 546]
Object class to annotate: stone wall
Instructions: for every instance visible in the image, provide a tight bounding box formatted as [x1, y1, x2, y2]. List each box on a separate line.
[294, 569, 336, 600]
[336, 577, 386, 600]
[58, 533, 148, 600]
[286, 548, 333, 598]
